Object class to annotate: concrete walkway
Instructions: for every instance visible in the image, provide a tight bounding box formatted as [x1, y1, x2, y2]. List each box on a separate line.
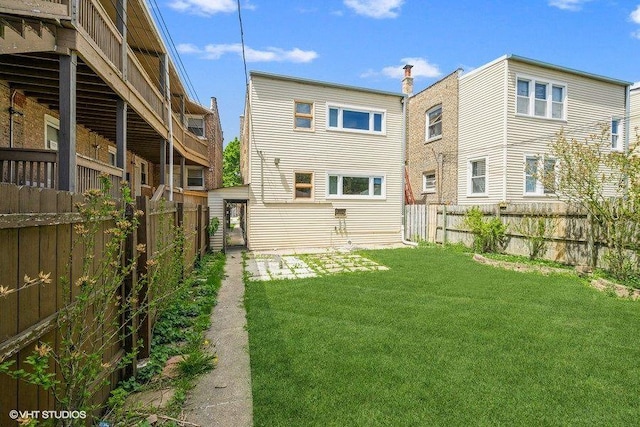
[184, 247, 253, 426]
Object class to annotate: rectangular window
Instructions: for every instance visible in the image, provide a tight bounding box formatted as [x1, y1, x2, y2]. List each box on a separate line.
[294, 172, 313, 199]
[108, 147, 117, 167]
[423, 172, 436, 193]
[611, 119, 621, 150]
[44, 115, 59, 150]
[516, 76, 566, 120]
[294, 101, 314, 130]
[187, 116, 205, 137]
[327, 173, 385, 198]
[524, 155, 556, 195]
[187, 167, 204, 188]
[426, 105, 442, 140]
[140, 161, 148, 185]
[469, 158, 486, 195]
[327, 104, 385, 134]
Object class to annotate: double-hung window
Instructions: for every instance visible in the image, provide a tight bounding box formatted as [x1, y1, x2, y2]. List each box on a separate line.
[611, 118, 621, 151]
[423, 172, 436, 193]
[186, 167, 204, 189]
[524, 155, 556, 195]
[294, 101, 314, 130]
[294, 172, 314, 199]
[426, 105, 442, 140]
[328, 173, 385, 198]
[187, 115, 205, 138]
[327, 104, 385, 134]
[516, 77, 566, 120]
[469, 158, 487, 196]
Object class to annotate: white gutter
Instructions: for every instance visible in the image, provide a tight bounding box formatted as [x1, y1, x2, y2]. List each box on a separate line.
[165, 56, 174, 201]
[400, 96, 418, 247]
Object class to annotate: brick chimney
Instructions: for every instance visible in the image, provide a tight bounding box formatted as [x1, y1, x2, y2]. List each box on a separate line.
[402, 64, 413, 96]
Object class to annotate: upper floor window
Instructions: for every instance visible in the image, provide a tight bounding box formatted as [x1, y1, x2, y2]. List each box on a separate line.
[187, 167, 204, 189]
[294, 101, 314, 130]
[187, 115, 205, 138]
[426, 105, 442, 141]
[524, 155, 556, 195]
[294, 172, 314, 199]
[423, 172, 436, 193]
[611, 118, 621, 151]
[328, 173, 385, 198]
[516, 77, 566, 120]
[327, 104, 385, 134]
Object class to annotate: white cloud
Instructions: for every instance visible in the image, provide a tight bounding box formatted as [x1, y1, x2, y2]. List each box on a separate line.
[548, 0, 590, 11]
[344, 0, 404, 18]
[631, 5, 640, 24]
[362, 57, 441, 80]
[168, 0, 235, 15]
[178, 43, 318, 63]
[632, 29, 640, 39]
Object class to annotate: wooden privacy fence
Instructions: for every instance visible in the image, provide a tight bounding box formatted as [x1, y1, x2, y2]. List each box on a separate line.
[0, 183, 209, 426]
[405, 203, 596, 266]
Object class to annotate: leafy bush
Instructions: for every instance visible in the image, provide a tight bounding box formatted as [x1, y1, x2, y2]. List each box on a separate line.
[463, 207, 507, 253]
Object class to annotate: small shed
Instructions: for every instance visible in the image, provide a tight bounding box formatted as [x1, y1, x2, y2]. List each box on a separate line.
[208, 185, 250, 251]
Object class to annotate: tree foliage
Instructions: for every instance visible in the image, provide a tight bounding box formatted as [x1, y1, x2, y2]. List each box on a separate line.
[223, 137, 242, 187]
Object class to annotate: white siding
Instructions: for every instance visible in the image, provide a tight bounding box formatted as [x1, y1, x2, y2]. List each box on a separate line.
[505, 60, 628, 202]
[245, 74, 404, 251]
[208, 186, 250, 250]
[631, 87, 640, 150]
[458, 59, 507, 205]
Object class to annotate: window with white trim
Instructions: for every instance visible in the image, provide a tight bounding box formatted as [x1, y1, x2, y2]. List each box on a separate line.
[186, 167, 204, 189]
[108, 146, 117, 167]
[44, 115, 59, 150]
[294, 101, 314, 130]
[328, 173, 385, 198]
[187, 115, 205, 138]
[422, 172, 436, 193]
[140, 160, 148, 185]
[468, 158, 487, 195]
[611, 118, 621, 151]
[524, 155, 556, 195]
[294, 172, 313, 199]
[327, 104, 385, 134]
[516, 77, 566, 120]
[426, 105, 442, 140]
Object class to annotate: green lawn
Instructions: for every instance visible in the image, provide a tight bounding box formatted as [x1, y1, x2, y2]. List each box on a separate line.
[244, 246, 640, 426]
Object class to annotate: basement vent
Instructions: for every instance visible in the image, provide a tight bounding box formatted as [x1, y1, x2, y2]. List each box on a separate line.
[334, 208, 346, 218]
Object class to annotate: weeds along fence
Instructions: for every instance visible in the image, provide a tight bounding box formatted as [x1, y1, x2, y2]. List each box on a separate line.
[0, 183, 210, 426]
[405, 203, 599, 266]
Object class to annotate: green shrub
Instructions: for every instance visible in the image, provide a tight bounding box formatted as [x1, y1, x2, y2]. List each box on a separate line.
[463, 207, 507, 253]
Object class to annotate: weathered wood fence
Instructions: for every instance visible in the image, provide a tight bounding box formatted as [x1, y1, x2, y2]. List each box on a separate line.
[405, 203, 596, 266]
[0, 183, 210, 426]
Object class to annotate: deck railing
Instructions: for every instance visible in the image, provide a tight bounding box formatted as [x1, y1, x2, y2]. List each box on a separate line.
[127, 50, 165, 118]
[172, 115, 209, 160]
[77, 0, 122, 70]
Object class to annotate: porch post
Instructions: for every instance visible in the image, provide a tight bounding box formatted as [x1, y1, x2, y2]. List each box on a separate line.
[116, 99, 127, 179]
[116, 0, 127, 78]
[59, 52, 77, 192]
[159, 139, 166, 185]
[180, 156, 186, 189]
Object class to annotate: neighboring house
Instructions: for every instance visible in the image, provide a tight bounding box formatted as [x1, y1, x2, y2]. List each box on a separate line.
[0, 0, 222, 203]
[457, 54, 631, 205]
[405, 68, 461, 205]
[631, 83, 640, 149]
[235, 71, 405, 251]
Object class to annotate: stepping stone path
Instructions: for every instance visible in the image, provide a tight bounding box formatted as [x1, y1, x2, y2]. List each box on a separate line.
[246, 252, 388, 281]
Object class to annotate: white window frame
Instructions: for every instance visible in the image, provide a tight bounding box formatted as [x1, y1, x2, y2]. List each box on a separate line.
[515, 75, 567, 121]
[524, 155, 557, 196]
[44, 114, 59, 150]
[327, 172, 386, 199]
[426, 105, 442, 141]
[326, 103, 386, 135]
[186, 166, 205, 190]
[108, 146, 117, 167]
[186, 115, 206, 138]
[294, 100, 314, 131]
[611, 118, 622, 151]
[422, 171, 436, 194]
[467, 157, 488, 197]
[293, 171, 314, 200]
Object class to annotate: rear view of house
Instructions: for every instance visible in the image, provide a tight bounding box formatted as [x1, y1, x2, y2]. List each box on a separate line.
[238, 72, 405, 251]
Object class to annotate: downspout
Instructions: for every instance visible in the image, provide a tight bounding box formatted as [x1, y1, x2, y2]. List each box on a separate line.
[624, 85, 631, 154]
[400, 96, 418, 247]
[165, 58, 174, 201]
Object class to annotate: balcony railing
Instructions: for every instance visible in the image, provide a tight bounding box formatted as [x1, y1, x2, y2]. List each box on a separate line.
[0, 148, 123, 198]
[172, 116, 209, 160]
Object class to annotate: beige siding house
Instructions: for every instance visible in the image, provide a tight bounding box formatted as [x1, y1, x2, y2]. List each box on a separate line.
[631, 83, 640, 149]
[240, 72, 405, 251]
[458, 55, 631, 205]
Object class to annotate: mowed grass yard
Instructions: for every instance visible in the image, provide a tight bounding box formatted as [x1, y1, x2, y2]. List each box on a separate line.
[244, 246, 640, 426]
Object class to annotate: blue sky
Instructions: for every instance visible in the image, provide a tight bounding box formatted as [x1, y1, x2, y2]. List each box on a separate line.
[149, 0, 640, 144]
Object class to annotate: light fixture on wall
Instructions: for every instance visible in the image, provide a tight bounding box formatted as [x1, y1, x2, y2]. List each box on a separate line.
[274, 157, 280, 166]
